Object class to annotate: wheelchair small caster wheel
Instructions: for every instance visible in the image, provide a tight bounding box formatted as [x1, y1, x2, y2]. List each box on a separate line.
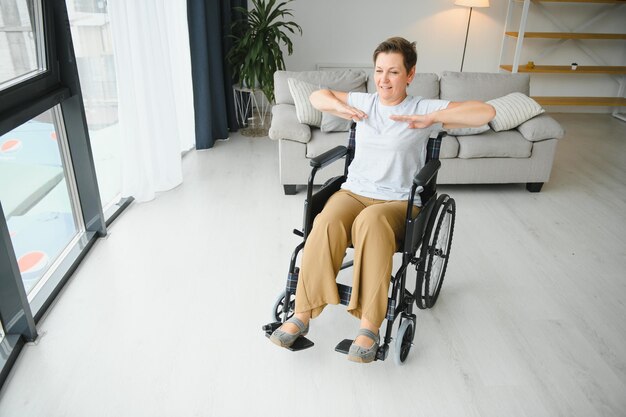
[394, 318, 416, 365]
[272, 292, 294, 322]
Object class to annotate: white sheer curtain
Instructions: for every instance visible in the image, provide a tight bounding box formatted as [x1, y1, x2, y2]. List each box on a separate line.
[109, 0, 195, 202]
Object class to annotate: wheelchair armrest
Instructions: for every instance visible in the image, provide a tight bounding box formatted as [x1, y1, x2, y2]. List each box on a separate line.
[413, 159, 441, 187]
[310, 146, 348, 169]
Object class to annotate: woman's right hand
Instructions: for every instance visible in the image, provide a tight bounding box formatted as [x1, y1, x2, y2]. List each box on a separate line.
[333, 101, 368, 121]
[310, 89, 367, 121]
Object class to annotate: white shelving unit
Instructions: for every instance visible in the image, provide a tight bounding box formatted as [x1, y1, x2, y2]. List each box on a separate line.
[499, 0, 626, 121]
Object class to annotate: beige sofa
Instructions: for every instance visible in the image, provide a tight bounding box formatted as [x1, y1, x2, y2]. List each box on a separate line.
[269, 70, 565, 195]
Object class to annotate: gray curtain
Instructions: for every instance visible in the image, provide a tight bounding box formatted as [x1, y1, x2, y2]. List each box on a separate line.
[187, 0, 247, 149]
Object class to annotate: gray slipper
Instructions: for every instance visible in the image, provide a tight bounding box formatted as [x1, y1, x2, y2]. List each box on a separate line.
[269, 317, 309, 348]
[347, 329, 380, 363]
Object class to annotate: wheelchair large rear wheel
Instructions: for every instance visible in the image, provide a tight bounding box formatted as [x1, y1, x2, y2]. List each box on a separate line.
[416, 195, 456, 309]
[272, 292, 295, 322]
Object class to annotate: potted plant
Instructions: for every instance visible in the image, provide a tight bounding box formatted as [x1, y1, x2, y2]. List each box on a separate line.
[227, 0, 302, 104]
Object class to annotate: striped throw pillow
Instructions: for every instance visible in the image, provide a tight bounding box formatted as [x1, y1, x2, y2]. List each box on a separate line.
[287, 78, 322, 127]
[487, 92, 544, 132]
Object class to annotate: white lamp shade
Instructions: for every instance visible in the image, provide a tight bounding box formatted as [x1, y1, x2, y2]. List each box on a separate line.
[455, 0, 490, 7]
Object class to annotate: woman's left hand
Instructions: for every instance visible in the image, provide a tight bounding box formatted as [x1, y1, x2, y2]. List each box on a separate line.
[389, 114, 436, 129]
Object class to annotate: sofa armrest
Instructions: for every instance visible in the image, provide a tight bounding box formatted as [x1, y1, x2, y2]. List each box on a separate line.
[516, 114, 565, 142]
[268, 104, 311, 144]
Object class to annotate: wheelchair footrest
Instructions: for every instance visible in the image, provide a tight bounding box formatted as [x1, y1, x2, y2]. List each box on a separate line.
[335, 339, 388, 361]
[334, 339, 353, 355]
[262, 322, 282, 334]
[285, 336, 314, 351]
[263, 322, 315, 351]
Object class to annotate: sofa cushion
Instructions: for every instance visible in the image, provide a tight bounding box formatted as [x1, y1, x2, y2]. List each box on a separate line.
[305, 129, 351, 158]
[457, 129, 532, 159]
[487, 92, 545, 132]
[321, 112, 352, 132]
[268, 104, 311, 143]
[446, 124, 490, 136]
[516, 114, 565, 142]
[440, 135, 459, 159]
[288, 78, 322, 127]
[274, 70, 367, 105]
[440, 71, 530, 102]
[366, 71, 439, 98]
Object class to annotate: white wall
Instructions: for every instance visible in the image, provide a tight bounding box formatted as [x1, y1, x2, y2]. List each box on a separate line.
[281, 0, 626, 112]
[283, 0, 507, 74]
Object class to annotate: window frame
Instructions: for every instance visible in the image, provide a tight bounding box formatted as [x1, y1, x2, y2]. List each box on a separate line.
[0, 0, 60, 125]
[0, 0, 109, 389]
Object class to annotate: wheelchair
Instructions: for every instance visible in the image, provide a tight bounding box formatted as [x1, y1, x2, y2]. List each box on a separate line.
[263, 122, 456, 365]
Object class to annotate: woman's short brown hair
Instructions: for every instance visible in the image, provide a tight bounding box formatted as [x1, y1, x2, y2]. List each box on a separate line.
[372, 37, 417, 73]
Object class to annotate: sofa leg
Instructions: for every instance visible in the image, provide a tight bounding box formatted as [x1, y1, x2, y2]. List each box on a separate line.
[526, 182, 544, 193]
[283, 185, 297, 195]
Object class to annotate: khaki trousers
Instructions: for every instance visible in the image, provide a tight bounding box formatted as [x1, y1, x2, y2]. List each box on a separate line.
[295, 189, 419, 328]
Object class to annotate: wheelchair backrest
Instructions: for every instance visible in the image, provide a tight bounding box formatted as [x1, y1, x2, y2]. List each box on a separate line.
[344, 122, 444, 189]
[344, 122, 444, 210]
[345, 122, 357, 175]
[426, 133, 444, 163]
[345, 122, 444, 166]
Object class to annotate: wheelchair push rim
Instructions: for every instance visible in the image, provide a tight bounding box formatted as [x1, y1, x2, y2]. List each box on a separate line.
[417, 195, 456, 309]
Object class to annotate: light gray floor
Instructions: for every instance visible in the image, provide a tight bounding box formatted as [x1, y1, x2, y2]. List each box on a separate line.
[1, 113, 625, 417]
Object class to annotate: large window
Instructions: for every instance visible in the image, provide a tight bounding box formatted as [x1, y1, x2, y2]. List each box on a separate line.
[0, 106, 83, 297]
[1, 0, 107, 388]
[0, 0, 46, 90]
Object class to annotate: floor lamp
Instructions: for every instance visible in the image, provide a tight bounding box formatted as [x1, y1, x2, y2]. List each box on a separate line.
[455, 0, 490, 72]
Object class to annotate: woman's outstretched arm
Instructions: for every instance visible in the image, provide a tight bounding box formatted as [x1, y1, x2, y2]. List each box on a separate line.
[309, 89, 368, 121]
[390, 101, 495, 129]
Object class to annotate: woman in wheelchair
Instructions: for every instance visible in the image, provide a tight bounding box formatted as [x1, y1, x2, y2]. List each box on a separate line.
[269, 37, 495, 363]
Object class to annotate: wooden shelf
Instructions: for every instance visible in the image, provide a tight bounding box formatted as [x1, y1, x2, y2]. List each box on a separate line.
[532, 96, 626, 106]
[506, 31, 626, 39]
[500, 65, 626, 74]
[503, 0, 626, 117]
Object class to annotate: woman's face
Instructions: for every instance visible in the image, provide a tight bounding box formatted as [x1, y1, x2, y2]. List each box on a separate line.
[374, 52, 415, 106]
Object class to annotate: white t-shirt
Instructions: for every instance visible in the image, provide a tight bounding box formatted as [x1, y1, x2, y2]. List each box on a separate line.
[342, 92, 450, 206]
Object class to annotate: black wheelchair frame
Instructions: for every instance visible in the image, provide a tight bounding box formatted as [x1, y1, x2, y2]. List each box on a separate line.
[263, 123, 456, 365]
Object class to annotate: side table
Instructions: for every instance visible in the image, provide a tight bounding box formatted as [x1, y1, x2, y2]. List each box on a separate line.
[232, 85, 271, 136]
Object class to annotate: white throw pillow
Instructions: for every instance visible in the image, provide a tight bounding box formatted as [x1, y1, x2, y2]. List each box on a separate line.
[446, 124, 490, 136]
[487, 92, 544, 132]
[287, 78, 322, 127]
